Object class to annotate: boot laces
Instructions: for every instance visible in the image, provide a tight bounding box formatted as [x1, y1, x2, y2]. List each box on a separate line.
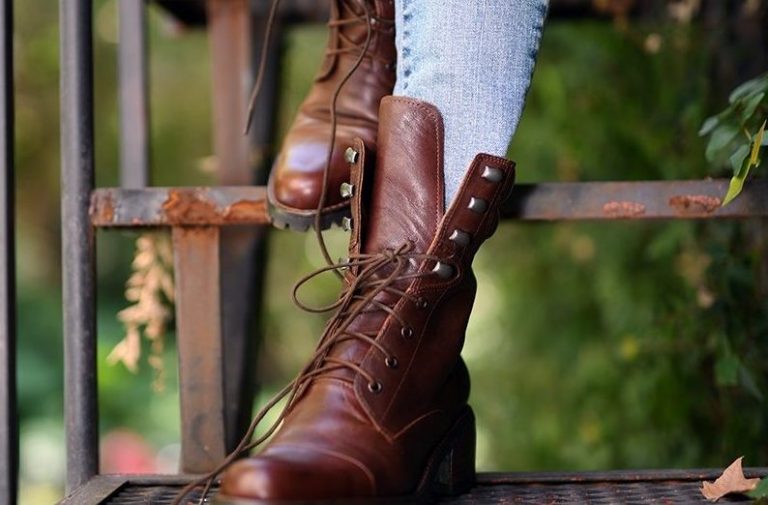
[324, 0, 395, 68]
[173, 242, 445, 504]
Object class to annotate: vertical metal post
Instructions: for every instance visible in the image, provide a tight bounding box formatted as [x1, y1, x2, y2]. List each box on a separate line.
[206, 0, 277, 453]
[118, 0, 150, 188]
[173, 226, 227, 472]
[60, 0, 98, 492]
[0, 0, 17, 502]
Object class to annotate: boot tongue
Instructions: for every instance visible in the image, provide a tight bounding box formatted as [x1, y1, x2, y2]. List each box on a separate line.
[318, 97, 445, 385]
[361, 96, 446, 255]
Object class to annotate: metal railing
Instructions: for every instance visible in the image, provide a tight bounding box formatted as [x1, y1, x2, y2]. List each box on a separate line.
[0, 0, 758, 503]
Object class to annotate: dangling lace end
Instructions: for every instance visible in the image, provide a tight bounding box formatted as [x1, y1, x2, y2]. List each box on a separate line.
[242, 0, 284, 135]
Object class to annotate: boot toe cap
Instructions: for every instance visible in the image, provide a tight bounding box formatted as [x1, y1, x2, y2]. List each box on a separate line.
[219, 449, 375, 501]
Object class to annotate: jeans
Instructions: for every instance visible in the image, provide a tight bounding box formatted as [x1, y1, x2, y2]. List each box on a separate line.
[393, 0, 549, 206]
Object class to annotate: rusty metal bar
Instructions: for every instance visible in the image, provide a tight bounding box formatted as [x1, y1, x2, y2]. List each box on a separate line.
[60, 0, 99, 492]
[118, 0, 149, 188]
[0, 0, 16, 502]
[502, 179, 768, 220]
[90, 186, 269, 227]
[91, 179, 768, 227]
[172, 226, 227, 473]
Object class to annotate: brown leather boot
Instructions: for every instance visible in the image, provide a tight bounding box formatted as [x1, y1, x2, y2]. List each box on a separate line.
[268, 0, 396, 231]
[218, 96, 515, 503]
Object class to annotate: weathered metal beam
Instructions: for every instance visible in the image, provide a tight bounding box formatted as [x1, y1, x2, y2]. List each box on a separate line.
[91, 186, 269, 227]
[118, 0, 150, 188]
[91, 179, 768, 227]
[0, 0, 16, 502]
[60, 0, 99, 493]
[172, 226, 228, 473]
[502, 179, 768, 220]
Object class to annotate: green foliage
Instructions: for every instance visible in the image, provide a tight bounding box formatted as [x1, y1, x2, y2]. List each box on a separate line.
[749, 478, 768, 499]
[700, 72, 768, 204]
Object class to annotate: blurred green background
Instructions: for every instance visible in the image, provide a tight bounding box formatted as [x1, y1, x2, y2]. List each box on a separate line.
[15, 1, 768, 503]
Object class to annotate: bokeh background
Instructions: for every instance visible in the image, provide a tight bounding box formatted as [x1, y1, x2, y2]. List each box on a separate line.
[15, 1, 768, 503]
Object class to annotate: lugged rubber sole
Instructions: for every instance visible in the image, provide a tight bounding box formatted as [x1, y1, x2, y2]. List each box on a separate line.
[214, 407, 477, 505]
[267, 200, 350, 232]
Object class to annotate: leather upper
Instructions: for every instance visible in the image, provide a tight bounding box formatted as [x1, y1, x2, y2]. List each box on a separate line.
[268, 0, 396, 215]
[221, 96, 516, 501]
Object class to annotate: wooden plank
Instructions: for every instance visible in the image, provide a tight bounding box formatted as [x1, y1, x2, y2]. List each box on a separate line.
[172, 226, 227, 473]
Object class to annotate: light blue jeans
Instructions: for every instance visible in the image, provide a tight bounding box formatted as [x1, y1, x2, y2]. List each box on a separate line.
[393, 0, 549, 206]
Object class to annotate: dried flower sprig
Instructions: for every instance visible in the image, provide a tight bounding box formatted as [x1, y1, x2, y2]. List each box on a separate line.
[107, 232, 175, 392]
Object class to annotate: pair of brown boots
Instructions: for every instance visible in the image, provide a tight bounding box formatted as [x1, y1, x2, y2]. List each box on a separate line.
[217, 1, 516, 502]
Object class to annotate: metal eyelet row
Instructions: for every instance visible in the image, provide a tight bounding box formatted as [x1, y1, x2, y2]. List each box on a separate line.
[467, 164, 504, 215]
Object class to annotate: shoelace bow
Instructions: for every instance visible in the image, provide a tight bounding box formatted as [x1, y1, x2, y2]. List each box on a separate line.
[173, 243, 444, 504]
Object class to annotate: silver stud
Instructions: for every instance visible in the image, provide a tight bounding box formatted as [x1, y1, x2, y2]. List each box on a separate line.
[468, 197, 487, 213]
[368, 381, 383, 393]
[344, 147, 359, 164]
[449, 229, 471, 247]
[416, 297, 429, 309]
[385, 356, 399, 369]
[341, 217, 353, 231]
[431, 261, 454, 279]
[481, 166, 503, 182]
[340, 182, 355, 199]
[401, 326, 413, 339]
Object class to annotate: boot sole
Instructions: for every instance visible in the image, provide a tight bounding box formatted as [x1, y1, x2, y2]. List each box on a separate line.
[214, 407, 476, 505]
[267, 200, 350, 233]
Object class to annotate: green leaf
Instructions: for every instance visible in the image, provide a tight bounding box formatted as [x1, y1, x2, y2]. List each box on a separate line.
[699, 115, 720, 136]
[748, 478, 768, 499]
[729, 72, 768, 104]
[715, 352, 740, 386]
[741, 92, 765, 123]
[723, 174, 747, 206]
[748, 120, 766, 166]
[706, 124, 740, 162]
[729, 144, 750, 176]
[722, 121, 765, 206]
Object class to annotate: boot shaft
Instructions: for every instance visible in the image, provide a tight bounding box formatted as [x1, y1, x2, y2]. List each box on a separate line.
[338, 96, 515, 434]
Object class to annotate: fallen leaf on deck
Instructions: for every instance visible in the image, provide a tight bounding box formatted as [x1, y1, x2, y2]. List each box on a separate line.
[701, 457, 760, 502]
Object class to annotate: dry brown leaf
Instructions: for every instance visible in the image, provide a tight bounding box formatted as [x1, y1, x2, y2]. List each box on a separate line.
[701, 457, 760, 502]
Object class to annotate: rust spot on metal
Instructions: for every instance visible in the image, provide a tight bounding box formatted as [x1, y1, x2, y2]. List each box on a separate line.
[668, 194, 721, 216]
[162, 189, 223, 225]
[223, 199, 268, 223]
[602, 201, 646, 218]
[90, 191, 115, 225]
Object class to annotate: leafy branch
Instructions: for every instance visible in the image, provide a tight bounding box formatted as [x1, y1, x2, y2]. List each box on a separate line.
[700, 72, 768, 205]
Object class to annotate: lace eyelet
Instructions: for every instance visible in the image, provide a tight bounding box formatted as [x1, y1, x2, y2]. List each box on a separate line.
[368, 381, 383, 394]
[401, 326, 413, 339]
[416, 297, 429, 309]
[385, 356, 399, 369]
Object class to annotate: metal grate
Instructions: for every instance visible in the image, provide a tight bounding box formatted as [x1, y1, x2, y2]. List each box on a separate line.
[101, 478, 757, 505]
[103, 485, 215, 505]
